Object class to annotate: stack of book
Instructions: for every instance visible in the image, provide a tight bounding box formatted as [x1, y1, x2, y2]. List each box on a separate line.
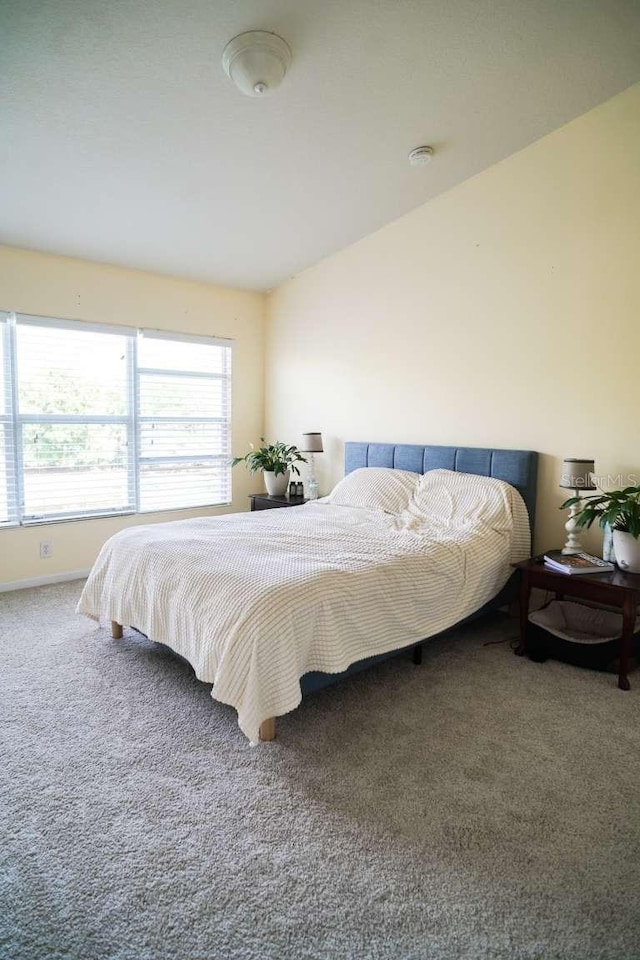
[543, 550, 614, 576]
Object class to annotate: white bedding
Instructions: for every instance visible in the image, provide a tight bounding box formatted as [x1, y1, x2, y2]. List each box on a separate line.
[77, 470, 530, 742]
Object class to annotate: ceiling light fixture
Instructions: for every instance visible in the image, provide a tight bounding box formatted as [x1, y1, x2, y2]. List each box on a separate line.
[222, 30, 292, 98]
[408, 145, 434, 167]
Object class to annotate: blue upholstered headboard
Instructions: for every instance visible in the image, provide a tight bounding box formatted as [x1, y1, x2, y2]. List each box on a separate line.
[345, 442, 538, 535]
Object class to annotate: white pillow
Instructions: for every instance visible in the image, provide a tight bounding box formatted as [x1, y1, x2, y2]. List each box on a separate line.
[323, 467, 420, 513]
[402, 469, 530, 562]
[406, 468, 523, 527]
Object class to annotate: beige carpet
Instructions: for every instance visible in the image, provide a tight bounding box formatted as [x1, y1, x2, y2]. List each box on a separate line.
[1, 581, 639, 960]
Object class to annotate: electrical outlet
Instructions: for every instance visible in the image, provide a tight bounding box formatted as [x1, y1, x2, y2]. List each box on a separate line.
[40, 540, 53, 559]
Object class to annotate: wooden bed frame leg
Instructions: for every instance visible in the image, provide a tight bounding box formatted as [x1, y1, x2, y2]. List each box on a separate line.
[259, 717, 276, 742]
[412, 643, 423, 665]
[111, 620, 123, 640]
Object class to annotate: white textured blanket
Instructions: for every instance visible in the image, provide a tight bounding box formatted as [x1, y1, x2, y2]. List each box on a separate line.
[77, 473, 529, 741]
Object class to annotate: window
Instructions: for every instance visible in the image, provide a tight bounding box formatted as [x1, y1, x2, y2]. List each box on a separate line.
[0, 312, 232, 525]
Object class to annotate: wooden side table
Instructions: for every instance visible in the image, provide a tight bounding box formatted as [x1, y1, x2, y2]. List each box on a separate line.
[249, 493, 308, 511]
[514, 557, 640, 690]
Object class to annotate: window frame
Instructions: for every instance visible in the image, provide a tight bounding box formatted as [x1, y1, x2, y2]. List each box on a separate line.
[1, 316, 19, 525]
[0, 312, 233, 527]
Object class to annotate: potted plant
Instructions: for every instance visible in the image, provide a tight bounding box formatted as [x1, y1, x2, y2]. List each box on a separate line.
[561, 485, 640, 573]
[231, 439, 307, 497]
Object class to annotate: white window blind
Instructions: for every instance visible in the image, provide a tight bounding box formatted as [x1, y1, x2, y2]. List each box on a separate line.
[0, 312, 232, 525]
[137, 331, 232, 512]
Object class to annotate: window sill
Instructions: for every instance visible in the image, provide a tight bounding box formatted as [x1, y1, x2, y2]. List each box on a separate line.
[9, 501, 233, 527]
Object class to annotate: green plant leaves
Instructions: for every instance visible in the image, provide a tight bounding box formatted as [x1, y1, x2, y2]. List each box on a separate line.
[230, 438, 307, 476]
[562, 485, 640, 538]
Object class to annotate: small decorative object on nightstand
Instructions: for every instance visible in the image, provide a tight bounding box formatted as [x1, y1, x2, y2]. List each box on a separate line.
[301, 432, 323, 500]
[559, 457, 596, 554]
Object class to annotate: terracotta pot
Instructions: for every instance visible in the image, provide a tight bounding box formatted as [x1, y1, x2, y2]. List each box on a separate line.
[263, 469, 290, 496]
[612, 530, 640, 574]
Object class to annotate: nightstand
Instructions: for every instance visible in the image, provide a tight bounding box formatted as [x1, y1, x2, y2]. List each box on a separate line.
[514, 556, 640, 691]
[249, 493, 308, 511]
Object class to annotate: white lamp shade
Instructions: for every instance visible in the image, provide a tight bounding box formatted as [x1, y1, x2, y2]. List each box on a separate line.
[222, 31, 292, 98]
[301, 432, 323, 453]
[560, 458, 596, 490]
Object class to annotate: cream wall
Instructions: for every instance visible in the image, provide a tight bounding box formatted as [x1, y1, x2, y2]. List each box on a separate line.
[266, 83, 640, 554]
[0, 246, 264, 585]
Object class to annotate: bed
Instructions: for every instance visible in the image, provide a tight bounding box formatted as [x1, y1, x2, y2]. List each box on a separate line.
[78, 442, 538, 743]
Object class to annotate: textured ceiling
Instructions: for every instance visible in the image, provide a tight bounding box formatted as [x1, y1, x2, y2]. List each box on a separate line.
[2, 0, 639, 291]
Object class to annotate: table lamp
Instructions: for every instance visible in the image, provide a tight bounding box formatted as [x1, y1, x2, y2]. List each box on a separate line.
[559, 457, 596, 554]
[301, 432, 323, 500]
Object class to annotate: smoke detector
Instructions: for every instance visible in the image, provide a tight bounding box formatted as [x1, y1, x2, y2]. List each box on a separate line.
[408, 146, 434, 167]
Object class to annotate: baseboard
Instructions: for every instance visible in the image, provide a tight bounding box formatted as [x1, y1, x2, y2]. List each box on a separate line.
[0, 568, 91, 593]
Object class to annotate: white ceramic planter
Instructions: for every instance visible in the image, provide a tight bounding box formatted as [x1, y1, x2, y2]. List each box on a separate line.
[263, 469, 290, 496]
[612, 530, 640, 574]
